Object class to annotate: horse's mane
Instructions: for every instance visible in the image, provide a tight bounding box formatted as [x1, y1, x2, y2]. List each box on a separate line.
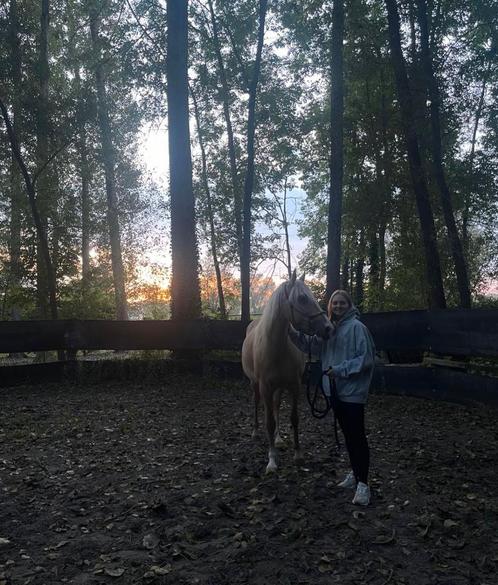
[259, 281, 289, 325]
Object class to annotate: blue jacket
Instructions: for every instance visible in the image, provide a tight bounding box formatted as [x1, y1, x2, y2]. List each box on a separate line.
[289, 307, 375, 404]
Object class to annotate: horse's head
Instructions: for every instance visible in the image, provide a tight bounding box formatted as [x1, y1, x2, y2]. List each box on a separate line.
[285, 270, 332, 339]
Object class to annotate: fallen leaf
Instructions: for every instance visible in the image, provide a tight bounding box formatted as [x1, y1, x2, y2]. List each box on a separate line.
[150, 565, 172, 575]
[373, 529, 396, 545]
[142, 533, 159, 550]
[104, 567, 125, 577]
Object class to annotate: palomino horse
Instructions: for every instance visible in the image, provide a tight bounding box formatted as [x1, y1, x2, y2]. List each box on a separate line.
[241, 270, 332, 473]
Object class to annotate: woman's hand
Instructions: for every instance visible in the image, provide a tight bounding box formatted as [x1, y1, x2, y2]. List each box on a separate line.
[325, 367, 335, 378]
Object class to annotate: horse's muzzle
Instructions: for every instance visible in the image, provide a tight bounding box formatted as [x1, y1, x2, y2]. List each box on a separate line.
[321, 324, 332, 340]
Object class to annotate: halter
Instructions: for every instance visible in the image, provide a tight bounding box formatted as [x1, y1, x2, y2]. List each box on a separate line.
[285, 283, 326, 333]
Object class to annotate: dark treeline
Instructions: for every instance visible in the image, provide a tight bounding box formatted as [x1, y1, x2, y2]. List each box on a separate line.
[0, 0, 497, 321]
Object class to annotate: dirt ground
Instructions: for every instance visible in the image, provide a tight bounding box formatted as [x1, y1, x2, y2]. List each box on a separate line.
[1, 375, 498, 585]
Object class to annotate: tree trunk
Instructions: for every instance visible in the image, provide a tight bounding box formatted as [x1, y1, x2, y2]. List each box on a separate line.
[368, 229, 380, 308]
[378, 222, 387, 305]
[341, 254, 349, 290]
[283, 179, 292, 279]
[191, 85, 227, 319]
[416, 0, 471, 308]
[79, 122, 91, 293]
[463, 59, 491, 257]
[0, 98, 58, 319]
[167, 0, 201, 320]
[207, 0, 243, 259]
[354, 231, 365, 309]
[385, 0, 446, 308]
[8, 0, 23, 296]
[326, 0, 345, 300]
[240, 0, 268, 323]
[75, 86, 91, 296]
[35, 0, 51, 318]
[89, 3, 128, 320]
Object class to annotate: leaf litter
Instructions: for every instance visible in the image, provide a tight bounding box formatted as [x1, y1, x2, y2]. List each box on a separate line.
[0, 376, 497, 584]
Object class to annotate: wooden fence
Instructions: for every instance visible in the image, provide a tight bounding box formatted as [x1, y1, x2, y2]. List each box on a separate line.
[0, 308, 497, 404]
[0, 308, 497, 355]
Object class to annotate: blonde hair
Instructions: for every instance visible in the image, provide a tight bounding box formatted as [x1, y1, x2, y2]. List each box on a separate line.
[327, 289, 353, 319]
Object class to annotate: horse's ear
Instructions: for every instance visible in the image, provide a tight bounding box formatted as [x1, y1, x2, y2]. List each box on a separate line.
[290, 269, 297, 286]
[299, 273, 306, 281]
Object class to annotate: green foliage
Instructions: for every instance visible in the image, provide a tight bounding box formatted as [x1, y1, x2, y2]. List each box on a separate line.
[0, 0, 496, 319]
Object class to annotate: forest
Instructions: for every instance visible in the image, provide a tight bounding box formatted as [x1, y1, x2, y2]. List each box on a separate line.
[0, 0, 497, 322]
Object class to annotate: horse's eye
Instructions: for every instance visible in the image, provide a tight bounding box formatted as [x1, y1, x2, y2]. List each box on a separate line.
[298, 294, 308, 304]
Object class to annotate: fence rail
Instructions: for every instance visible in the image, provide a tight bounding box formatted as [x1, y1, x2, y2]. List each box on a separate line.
[0, 308, 497, 357]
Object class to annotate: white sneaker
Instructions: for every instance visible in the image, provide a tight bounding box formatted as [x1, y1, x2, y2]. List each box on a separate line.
[337, 471, 356, 489]
[352, 482, 370, 506]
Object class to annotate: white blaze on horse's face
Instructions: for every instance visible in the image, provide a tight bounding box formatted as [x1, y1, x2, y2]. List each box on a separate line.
[286, 276, 332, 339]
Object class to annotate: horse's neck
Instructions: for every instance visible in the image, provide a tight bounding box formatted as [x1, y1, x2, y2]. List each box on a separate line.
[260, 308, 289, 346]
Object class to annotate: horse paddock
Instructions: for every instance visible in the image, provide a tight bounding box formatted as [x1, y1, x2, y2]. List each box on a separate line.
[1, 374, 497, 585]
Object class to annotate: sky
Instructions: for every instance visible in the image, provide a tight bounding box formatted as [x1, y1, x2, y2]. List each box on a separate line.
[139, 123, 308, 287]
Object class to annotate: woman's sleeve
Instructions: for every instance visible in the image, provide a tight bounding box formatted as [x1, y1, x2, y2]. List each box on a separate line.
[288, 326, 323, 357]
[331, 323, 375, 379]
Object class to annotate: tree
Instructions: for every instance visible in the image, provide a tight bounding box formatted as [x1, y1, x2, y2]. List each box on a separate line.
[325, 0, 345, 300]
[240, 0, 268, 322]
[191, 84, 227, 318]
[167, 0, 201, 320]
[7, 0, 23, 312]
[385, 0, 446, 308]
[0, 97, 58, 319]
[415, 0, 471, 308]
[88, 0, 129, 320]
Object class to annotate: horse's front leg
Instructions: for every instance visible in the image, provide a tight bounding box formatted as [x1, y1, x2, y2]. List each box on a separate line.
[252, 381, 260, 439]
[291, 383, 304, 465]
[263, 385, 278, 473]
[273, 388, 284, 447]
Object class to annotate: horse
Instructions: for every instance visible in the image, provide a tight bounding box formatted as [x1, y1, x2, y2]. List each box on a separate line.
[241, 270, 332, 473]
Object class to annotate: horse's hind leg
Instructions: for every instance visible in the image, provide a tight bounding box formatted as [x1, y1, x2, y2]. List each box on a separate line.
[273, 389, 285, 447]
[291, 384, 304, 465]
[263, 385, 278, 473]
[252, 381, 260, 439]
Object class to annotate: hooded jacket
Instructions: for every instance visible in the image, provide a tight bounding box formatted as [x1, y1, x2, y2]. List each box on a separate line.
[289, 307, 375, 404]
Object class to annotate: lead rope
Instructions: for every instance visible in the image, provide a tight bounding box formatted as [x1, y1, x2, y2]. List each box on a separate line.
[304, 336, 341, 448]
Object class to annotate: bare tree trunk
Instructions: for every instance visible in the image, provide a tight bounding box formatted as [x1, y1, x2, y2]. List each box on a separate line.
[354, 231, 365, 309]
[368, 229, 379, 308]
[378, 222, 387, 304]
[73, 68, 91, 294]
[89, 3, 128, 320]
[0, 98, 58, 319]
[416, 0, 471, 307]
[463, 60, 491, 256]
[8, 0, 23, 298]
[79, 123, 91, 292]
[341, 254, 349, 290]
[167, 0, 201, 320]
[283, 179, 292, 279]
[326, 0, 344, 300]
[385, 0, 446, 308]
[191, 85, 227, 318]
[240, 0, 268, 323]
[207, 0, 242, 258]
[36, 0, 50, 318]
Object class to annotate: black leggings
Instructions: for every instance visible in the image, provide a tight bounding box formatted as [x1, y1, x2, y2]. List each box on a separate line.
[335, 401, 369, 484]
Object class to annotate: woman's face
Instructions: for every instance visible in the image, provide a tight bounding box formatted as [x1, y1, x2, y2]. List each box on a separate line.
[330, 294, 350, 319]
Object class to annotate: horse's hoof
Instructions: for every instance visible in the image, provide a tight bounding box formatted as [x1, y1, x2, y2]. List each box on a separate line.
[266, 462, 277, 474]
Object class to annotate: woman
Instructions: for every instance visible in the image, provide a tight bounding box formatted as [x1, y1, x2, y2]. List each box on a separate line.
[289, 290, 375, 506]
